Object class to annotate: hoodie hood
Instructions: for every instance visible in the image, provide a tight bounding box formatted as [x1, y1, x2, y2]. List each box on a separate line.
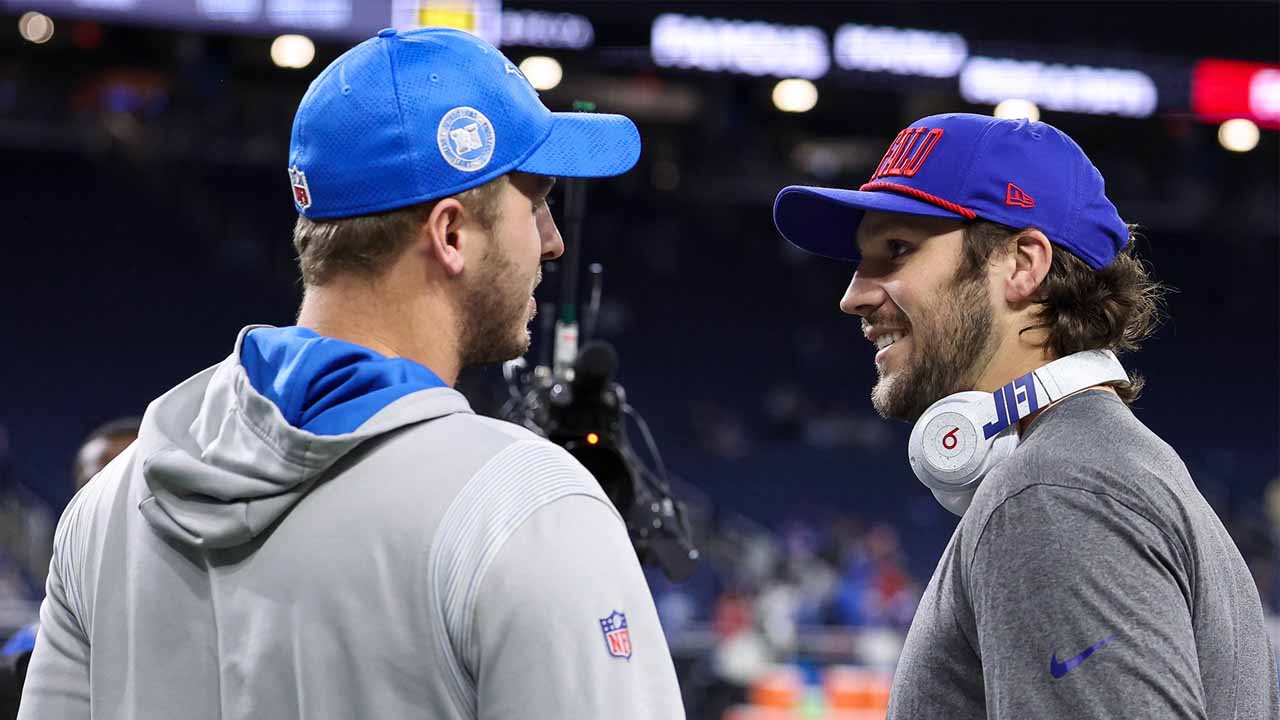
[137, 326, 472, 549]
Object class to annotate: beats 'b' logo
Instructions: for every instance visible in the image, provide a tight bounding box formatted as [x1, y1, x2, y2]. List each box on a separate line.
[941, 427, 960, 450]
[922, 412, 977, 473]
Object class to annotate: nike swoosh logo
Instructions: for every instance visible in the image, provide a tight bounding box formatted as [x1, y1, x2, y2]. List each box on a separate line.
[1049, 634, 1116, 679]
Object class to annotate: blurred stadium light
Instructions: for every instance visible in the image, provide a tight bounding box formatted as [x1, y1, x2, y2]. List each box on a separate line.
[1219, 118, 1261, 153]
[269, 34, 315, 69]
[1193, 59, 1280, 129]
[18, 11, 53, 43]
[264, 0, 352, 31]
[197, 0, 258, 24]
[518, 55, 561, 91]
[7, 1, 1275, 131]
[832, 23, 967, 78]
[960, 57, 1158, 118]
[993, 98, 1041, 122]
[391, 0, 501, 44]
[7, 0, 594, 48]
[772, 78, 818, 113]
[501, 9, 592, 49]
[651, 13, 830, 80]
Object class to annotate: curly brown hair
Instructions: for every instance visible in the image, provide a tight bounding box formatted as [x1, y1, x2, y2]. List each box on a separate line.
[292, 175, 507, 287]
[959, 221, 1168, 404]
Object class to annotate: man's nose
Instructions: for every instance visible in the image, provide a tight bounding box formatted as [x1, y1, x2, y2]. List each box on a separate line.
[839, 270, 884, 317]
[538, 204, 564, 260]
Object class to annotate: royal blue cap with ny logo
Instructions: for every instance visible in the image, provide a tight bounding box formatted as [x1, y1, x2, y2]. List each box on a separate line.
[288, 27, 641, 219]
[773, 113, 1130, 269]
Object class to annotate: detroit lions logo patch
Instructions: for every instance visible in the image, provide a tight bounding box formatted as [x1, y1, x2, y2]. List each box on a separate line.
[437, 106, 495, 172]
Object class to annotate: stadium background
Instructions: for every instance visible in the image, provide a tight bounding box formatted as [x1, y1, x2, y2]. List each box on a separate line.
[1, 1, 1277, 717]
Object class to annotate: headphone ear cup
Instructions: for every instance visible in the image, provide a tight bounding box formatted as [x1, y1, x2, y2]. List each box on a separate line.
[908, 391, 1017, 506]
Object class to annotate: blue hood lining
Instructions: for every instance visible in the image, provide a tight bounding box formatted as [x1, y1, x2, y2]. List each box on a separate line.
[240, 326, 447, 436]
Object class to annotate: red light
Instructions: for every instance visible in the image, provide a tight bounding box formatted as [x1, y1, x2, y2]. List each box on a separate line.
[1192, 59, 1280, 129]
[586, 432, 600, 446]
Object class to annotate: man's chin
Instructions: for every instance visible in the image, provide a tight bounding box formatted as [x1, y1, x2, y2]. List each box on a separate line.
[871, 375, 931, 423]
[499, 332, 533, 365]
[505, 326, 534, 362]
[459, 330, 531, 368]
[870, 378, 900, 421]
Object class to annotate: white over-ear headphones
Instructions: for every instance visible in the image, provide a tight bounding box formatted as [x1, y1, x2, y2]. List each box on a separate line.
[907, 350, 1128, 517]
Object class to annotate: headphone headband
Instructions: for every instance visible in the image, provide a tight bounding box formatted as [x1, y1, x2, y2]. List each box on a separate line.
[1034, 350, 1127, 404]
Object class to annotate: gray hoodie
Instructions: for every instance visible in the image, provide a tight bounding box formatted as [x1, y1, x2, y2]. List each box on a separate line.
[19, 326, 684, 719]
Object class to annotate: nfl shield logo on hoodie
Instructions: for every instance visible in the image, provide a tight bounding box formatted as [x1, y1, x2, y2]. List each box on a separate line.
[599, 610, 632, 660]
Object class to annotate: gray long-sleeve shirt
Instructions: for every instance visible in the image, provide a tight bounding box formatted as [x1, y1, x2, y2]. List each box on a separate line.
[888, 389, 1279, 719]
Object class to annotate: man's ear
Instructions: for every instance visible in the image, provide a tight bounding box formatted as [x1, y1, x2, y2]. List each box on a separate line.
[421, 198, 467, 277]
[1005, 228, 1053, 304]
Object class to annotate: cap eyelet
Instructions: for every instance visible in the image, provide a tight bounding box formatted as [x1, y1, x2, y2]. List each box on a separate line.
[430, 73, 439, 82]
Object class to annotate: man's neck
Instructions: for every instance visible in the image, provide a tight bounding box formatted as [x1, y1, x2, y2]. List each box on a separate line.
[294, 281, 462, 386]
[972, 335, 1054, 396]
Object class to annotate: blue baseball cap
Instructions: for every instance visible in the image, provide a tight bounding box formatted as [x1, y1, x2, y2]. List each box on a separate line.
[773, 113, 1129, 269]
[288, 27, 641, 219]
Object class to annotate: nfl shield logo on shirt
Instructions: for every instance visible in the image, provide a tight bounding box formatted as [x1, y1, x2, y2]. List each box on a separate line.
[599, 610, 632, 660]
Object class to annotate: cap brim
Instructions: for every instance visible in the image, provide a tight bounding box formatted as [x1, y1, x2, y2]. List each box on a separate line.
[517, 112, 640, 178]
[773, 185, 967, 260]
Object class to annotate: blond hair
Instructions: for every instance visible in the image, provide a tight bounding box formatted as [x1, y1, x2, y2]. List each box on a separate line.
[292, 176, 507, 287]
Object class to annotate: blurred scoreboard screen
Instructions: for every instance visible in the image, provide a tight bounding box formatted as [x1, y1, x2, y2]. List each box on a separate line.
[6, 0, 504, 41]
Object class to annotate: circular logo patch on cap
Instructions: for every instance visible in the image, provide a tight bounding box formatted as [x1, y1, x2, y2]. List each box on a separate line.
[920, 411, 978, 477]
[437, 106, 496, 173]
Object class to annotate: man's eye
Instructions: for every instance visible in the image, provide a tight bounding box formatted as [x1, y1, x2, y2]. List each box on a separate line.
[888, 240, 910, 258]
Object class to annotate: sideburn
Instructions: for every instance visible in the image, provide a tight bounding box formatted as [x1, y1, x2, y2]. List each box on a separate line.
[456, 238, 530, 367]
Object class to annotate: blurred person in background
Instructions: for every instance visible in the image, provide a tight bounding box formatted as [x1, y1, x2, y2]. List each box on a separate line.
[0, 425, 47, 720]
[774, 113, 1278, 718]
[19, 28, 683, 720]
[2, 417, 139, 720]
[0, 426, 50, 652]
[71, 418, 141, 493]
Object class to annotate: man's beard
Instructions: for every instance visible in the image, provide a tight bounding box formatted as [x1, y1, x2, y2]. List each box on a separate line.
[871, 271, 997, 422]
[457, 241, 537, 367]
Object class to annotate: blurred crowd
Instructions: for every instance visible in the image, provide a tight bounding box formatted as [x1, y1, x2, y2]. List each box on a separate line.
[639, 513, 919, 717]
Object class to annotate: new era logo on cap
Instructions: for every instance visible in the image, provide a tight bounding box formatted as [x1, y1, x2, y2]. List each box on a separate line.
[1005, 183, 1035, 209]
